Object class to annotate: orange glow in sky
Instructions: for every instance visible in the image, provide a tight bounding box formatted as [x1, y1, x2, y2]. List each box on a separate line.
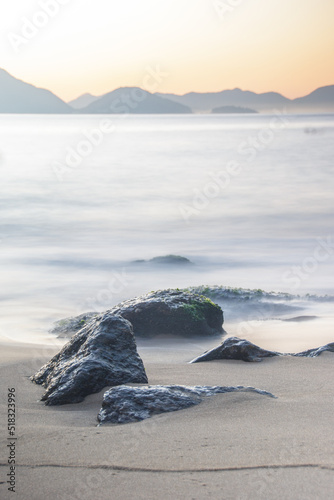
[1, 0, 334, 101]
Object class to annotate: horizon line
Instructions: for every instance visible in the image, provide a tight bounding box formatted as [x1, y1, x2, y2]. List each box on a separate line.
[1, 67, 333, 104]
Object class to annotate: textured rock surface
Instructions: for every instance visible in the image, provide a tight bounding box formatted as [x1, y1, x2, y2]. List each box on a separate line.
[294, 342, 334, 357]
[108, 289, 224, 338]
[190, 337, 280, 363]
[49, 312, 98, 338]
[190, 337, 334, 363]
[31, 314, 148, 405]
[97, 384, 276, 424]
[49, 290, 224, 339]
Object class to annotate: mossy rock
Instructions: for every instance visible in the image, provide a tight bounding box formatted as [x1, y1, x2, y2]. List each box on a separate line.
[49, 312, 98, 338]
[50, 290, 224, 339]
[108, 289, 223, 338]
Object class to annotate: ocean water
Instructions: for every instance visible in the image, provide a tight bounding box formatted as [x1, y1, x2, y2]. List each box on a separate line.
[1, 113, 334, 349]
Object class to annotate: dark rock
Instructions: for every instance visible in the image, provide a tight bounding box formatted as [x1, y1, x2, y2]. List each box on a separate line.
[132, 255, 193, 265]
[190, 337, 334, 363]
[108, 289, 224, 338]
[31, 314, 148, 405]
[54, 290, 224, 339]
[190, 337, 280, 363]
[294, 342, 334, 357]
[49, 312, 98, 338]
[97, 384, 276, 424]
[149, 255, 192, 265]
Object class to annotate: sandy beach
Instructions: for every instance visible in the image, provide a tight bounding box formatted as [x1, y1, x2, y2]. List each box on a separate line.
[2, 1, 334, 497]
[1, 339, 333, 500]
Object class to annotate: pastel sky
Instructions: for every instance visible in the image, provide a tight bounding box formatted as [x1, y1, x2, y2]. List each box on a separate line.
[1, 0, 334, 101]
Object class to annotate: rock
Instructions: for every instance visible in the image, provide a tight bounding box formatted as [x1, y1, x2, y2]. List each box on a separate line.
[31, 313, 148, 405]
[190, 337, 334, 363]
[49, 312, 98, 338]
[97, 384, 276, 424]
[132, 255, 193, 265]
[53, 289, 224, 339]
[294, 342, 334, 357]
[149, 255, 192, 265]
[190, 337, 281, 363]
[108, 289, 224, 338]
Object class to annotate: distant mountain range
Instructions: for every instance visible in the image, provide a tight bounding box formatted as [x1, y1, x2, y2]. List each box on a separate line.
[156, 87, 334, 113]
[1, 68, 334, 114]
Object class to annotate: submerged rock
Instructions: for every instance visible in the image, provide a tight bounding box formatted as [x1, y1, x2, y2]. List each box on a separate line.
[186, 285, 296, 302]
[149, 255, 192, 265]
[132, 255, 193, 265]
[97, 384, 276, 424]
[49, 312, 98, 338]
[108, 289, 224, 338]
[31, 314, 148, 405]
[190, 337, 334, 363]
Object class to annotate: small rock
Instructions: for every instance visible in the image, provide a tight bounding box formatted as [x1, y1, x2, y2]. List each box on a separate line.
[294, 342, 334, 357]
[190, 337, 334, 363]
[190, 337, 280, 363]
[132, 255, 193, 265]
[97, 384, 276, 424]
[149, 255, 193, 265]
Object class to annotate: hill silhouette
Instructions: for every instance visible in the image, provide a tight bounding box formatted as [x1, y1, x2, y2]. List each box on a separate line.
[1, 68, 333, 114]
[156, 86, 334, 113]
[290, 85, 334, 112]
[68, 93, 100, 109]
[78, 87, 192, 114]
[156, 89, 289, 113]
[0, 68, 71, 114]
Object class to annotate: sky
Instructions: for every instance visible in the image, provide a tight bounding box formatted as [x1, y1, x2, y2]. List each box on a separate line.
[1, 0, 334, 102]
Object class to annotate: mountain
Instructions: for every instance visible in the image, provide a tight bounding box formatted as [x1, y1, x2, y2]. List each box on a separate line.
[291, 85, 334, 112]
[68, 93, 100, 109]
[155, 88, 289, 113]
[156, 86, 334, 113]
[1, 68, 333, 114]
[79, 87, 192, 114]
[0, 68, 71, 114]
[212, 105, 257, 114]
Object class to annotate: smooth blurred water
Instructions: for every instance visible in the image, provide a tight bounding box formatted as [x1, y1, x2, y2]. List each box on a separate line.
[1, 113, 334, 345]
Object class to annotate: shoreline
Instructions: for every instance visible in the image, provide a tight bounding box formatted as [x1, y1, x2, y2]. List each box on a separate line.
[1, 341, 333, 499]
[2, 312, 334, 357]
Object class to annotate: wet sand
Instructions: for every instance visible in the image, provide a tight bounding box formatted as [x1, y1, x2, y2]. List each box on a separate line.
[0, 340, 333, 499]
